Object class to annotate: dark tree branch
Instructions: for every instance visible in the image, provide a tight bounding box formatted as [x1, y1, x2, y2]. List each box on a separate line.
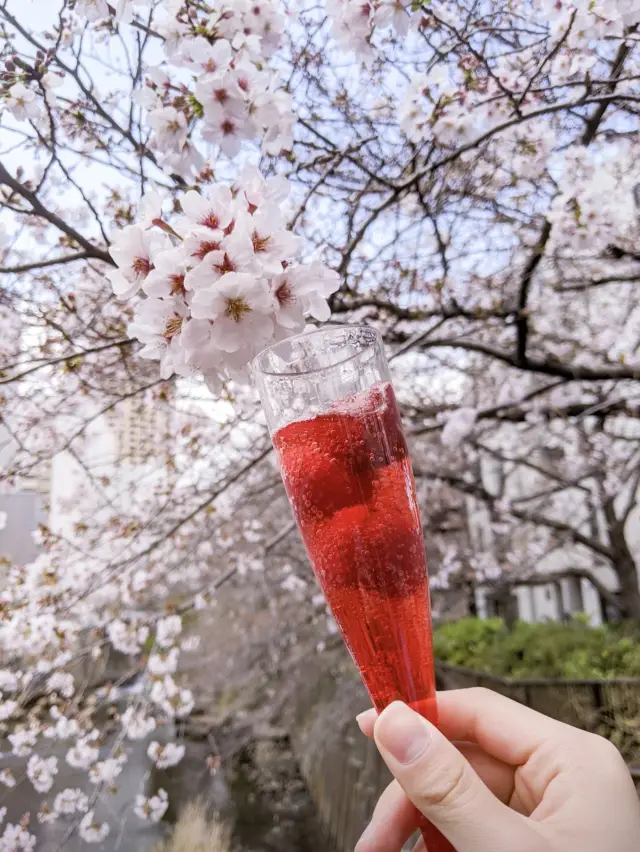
[514, 34, 634, 365]
[0, 251, 93, 274]
[414, 468, 615, 561]
[0, 339, 134, 384]
[0, 162, 113, 265]
[415, 337, 640, 381]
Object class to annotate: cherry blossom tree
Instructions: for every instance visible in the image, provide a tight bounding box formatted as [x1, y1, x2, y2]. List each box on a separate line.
[1, 0, 640, 845]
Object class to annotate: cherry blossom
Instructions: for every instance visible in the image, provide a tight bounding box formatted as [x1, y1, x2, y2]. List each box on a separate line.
[41, 72, 64, 108]
[66, 738, 100, 771]
[0, 671, 19, 692]
[185, 230, 256, 292]
[0, 700, 18, 722]
[108, 227, 169, 299]
[37, 804, 58, 825]
[112, 173, 338, 390]
[148, 647, 180, 675]
[191, 272, 275, 353]
[46, 671, 74, 698]
[179, 186, 234, 235]
[134, 788, 169, 822]
[74, 0, 109, 21]
[107, 620, 149, 656]
[148, 106, 189, 155]
[247, 209, 303, 276]
[128, 295, 189, 379]
[326, 0, 374, 55]
[374, 0, 413, 35]
[54, 789, 89, 816]
[89, 757, 126, 786]
[27, 755, 58, 794]
[129, 0, 290, 169]
[121, 707, 157, 740]
[187, 38, 233, 78]
[0, 824, 36, 851]
[442, 409, 478, 449]
[143, 248, 188, 298]
[147, 741, 185, 769]
[9, 729, 38, 758]
[6, 83, 41, 122]
[78, 811, 110, 844]
[150, 675, 195, 718]
[0, 771, 16, 789]
[44, 713, 80, 741]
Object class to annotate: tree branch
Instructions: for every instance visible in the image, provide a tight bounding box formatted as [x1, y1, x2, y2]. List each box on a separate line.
[0, 162, 113, 265]
[415, 337, 640, 381]
[0, 251, 94, 274]
[0, 339, 134, 385]
[414, 468, 615, 561]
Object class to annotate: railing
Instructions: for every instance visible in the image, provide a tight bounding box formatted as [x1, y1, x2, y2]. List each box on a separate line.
[436, 662, 640, 769]
[292, 660, 640, 852]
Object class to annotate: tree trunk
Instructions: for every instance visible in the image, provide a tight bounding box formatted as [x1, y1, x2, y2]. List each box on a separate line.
[614, 552, 640, 622]
[602, 499, 640, 622]
[465, 580, 478, 617]
[490, 586, 518, 630]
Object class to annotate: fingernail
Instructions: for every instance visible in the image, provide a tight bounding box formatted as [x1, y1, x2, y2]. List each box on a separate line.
[376, 702, 432, 765]
[355, 711, 368, 725]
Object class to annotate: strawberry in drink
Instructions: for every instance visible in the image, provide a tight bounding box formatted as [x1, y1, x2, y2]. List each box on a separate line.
[273, 383, 437, 724]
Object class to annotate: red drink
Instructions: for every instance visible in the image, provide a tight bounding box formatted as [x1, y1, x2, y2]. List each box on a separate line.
[273, 383, 437, 724]
[256, 329, 453, 852]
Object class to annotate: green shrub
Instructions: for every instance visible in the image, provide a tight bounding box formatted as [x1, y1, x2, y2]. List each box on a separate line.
[433, 618, 640, 679]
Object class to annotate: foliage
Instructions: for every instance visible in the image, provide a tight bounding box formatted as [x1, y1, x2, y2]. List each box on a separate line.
[152, 802, 232, 852]
[434, 618, 640, 680]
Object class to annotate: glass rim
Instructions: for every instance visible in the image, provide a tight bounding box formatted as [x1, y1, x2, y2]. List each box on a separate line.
[252, 325, 382, 379]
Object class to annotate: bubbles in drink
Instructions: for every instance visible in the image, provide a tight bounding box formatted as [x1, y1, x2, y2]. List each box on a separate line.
[273, 382, 436, 721]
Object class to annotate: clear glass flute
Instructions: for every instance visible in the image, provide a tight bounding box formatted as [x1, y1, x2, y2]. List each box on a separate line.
[253, 326, 453, 851]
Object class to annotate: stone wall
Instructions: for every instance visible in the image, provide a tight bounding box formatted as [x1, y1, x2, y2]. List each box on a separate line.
[283, 649, 385, 851]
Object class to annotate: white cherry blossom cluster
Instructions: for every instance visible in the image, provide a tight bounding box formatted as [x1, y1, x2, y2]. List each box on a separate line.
[441, 407, 477, 449]
[325, 0, 416, 55]
[53, 788, 89, 817]
[538, 0, 640, 46]
[75, 0, 151, 25]
[134, 788, 169, 822]
[395, 0, 639, 157]
[0, 589, 198, 841]
[0, 823, 36, 851]
[3, 73, 64, 127]
[109, 167, 340, 392]
[147, 741, 186, 768]
[398, 56, 546, 151]
[27, 755, 58, 794]
[136, 0, 289, 172]
[78, 811, 110, 844]
[547, 145, 640, 255]
[6, 0, 289, 174]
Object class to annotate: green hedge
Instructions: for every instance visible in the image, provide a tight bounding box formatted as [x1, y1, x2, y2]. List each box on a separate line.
[433, 618, 640, 680]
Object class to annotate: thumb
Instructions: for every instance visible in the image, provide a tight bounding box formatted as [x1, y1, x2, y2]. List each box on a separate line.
[373, 702, 536, 851]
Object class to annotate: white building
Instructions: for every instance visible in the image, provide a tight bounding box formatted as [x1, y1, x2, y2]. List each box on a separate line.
[1, 391, 172, 554]
[468, 423, 640, 627]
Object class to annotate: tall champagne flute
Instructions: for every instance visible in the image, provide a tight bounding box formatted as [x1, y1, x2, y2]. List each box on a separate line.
[253, 326, 453, 851]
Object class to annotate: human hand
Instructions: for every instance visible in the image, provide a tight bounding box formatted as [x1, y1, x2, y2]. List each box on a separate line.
[355, 688, 640, 852]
